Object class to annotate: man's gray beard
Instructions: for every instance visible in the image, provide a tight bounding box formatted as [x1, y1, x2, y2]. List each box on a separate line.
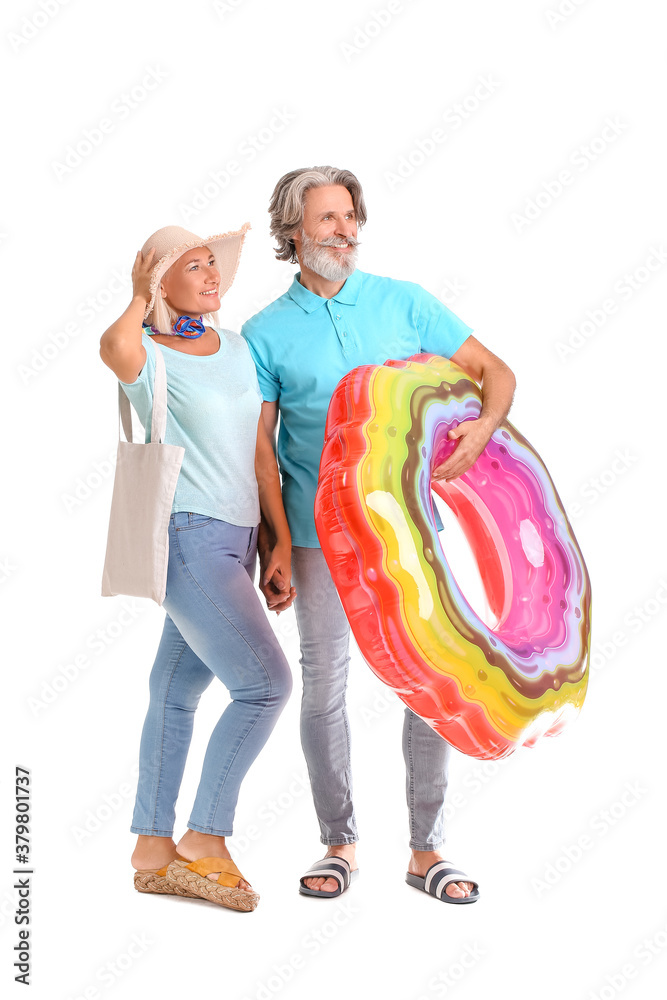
[299, 231, 359, 282]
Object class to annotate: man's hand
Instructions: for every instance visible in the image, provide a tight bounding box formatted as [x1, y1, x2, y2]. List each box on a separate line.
[261, 574, 297, 614]
[257, 519, 296, 614]
[261, 542, 297, 615]
[432, 417, 494, 482]
[436, 334, 515, 481]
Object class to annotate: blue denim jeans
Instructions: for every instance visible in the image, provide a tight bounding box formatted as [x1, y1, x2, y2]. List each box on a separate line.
[291, 546, 450, 851]
[131, 513, 292, 837]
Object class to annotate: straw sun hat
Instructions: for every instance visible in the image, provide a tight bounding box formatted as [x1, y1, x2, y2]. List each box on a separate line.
[140, 222, 251, 323]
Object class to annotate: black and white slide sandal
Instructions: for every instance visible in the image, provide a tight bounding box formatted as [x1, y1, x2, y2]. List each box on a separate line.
[299, 856, 359, 897]
[406, 861, 479, 904]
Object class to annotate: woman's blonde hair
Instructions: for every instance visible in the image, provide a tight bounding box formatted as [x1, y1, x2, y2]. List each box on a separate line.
[269, 165, 367, 263]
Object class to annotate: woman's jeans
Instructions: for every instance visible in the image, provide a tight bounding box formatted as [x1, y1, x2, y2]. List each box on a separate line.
[131, 513, 292, 838]
[291, 546, 450, 851]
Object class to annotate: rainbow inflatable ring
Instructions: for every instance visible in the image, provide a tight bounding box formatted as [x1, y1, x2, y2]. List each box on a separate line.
[315, 354, 591, 760]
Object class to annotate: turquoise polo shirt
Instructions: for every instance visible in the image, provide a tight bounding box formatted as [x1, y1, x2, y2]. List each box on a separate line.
[241, 268, 473, 547]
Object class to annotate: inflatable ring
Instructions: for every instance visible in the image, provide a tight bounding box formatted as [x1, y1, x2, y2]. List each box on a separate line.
[315, 354, 591, 759]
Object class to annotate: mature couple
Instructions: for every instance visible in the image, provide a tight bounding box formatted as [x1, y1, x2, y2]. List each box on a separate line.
[100, 165, 515, 912]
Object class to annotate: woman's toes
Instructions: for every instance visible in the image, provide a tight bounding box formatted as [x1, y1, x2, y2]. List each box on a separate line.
[204, 872, 253, 892]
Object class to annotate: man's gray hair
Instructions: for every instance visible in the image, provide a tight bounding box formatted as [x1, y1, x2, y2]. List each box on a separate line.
[269, 165, 367, 263]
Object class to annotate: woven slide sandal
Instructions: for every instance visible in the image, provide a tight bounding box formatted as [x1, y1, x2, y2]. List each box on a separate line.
[299, 857, 359, 898]
[134, 854, 200, 898]
[406, 861, 479, 904]
[163, 856, 259, 912]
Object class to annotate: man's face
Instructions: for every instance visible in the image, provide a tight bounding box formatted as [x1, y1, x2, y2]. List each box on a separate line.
[293, 184, 360, 282]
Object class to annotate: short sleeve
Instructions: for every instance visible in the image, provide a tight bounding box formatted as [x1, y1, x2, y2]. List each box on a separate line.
[414, 285, 473, 358]
[250, 363, 263, 401]
[117, 332, 156, 438]
[241, 325, 281, 402]
[235, 332, 264, 402]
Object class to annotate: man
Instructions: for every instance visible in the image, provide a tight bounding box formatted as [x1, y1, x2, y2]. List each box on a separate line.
[241, 166, 516, 903]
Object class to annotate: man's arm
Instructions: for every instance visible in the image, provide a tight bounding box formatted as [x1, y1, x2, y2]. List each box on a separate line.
[257, 400, 295, 610]
[261, 399, 278, 439]
[433, 335, 516, 481]
[255, 414, 295, 613]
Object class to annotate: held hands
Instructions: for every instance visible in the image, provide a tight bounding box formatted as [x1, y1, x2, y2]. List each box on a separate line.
[432, 417, 494, 482]
[132, 247, 156, 306]
[260, 540, 296, 615]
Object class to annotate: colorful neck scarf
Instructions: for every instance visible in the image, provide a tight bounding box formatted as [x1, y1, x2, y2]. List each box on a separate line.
[145, 315, 206, 339]
[171, 315, 206, 338]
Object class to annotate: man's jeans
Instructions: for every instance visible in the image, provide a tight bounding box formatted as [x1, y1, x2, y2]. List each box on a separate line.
[131, 514, 292, 837]
[291, 546, 450, 850]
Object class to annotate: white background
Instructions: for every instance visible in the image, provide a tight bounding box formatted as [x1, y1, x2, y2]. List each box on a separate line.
[3, 1, 666, 998]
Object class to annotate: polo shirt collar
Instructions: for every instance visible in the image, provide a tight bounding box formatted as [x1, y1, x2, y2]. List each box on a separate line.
[287, 268, 364, 313]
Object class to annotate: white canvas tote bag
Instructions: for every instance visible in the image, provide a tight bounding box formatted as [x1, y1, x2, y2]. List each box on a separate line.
[101, 344, 184, 605]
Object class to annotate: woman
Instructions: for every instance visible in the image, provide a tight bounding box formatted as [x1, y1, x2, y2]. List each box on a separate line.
[100, 223, 295, 913]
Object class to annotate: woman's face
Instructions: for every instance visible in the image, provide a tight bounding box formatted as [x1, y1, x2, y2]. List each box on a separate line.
[160, 246, 221, 315]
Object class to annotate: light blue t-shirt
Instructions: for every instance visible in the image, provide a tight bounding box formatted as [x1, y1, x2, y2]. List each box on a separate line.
[119, 329, 262, 527]
[241, 269, 472, 546]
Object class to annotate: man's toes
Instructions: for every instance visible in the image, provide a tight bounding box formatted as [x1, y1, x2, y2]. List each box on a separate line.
[304, 875, 338, 892]
[445, 882, 467, 898]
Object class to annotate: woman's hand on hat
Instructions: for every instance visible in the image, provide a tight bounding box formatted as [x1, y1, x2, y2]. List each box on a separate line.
[132, 247, 156, 305]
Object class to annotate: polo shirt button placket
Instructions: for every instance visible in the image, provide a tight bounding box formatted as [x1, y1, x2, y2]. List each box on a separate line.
[330, 303, 348, 355]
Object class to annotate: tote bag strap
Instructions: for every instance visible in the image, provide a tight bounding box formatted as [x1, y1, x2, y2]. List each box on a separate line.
[117, 341, 168, 444]
[150, 344, 168, 443]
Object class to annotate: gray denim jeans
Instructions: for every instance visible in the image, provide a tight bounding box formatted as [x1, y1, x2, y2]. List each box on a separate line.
[291, 545, 451, 850]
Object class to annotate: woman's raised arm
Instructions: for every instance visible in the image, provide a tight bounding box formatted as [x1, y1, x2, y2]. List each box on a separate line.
[99, 248, 155, 383]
